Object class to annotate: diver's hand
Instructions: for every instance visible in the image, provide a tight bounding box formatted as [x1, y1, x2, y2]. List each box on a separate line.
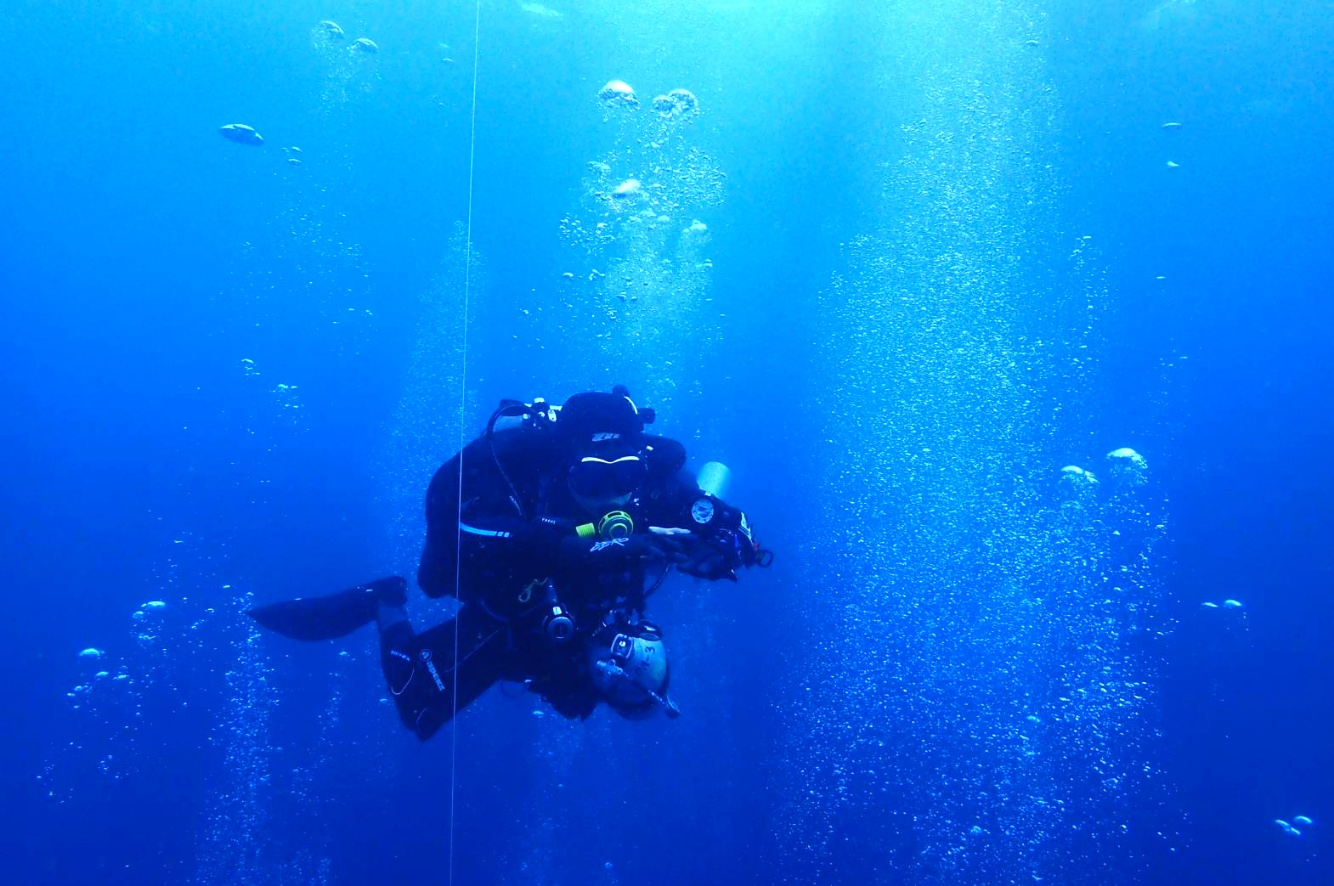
[558, 534, 687, 570]
[676, 522, 764, 581]
[678, 540, 739, 582]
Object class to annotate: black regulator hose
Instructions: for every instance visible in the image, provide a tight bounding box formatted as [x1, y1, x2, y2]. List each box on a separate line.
[486, 401, 534, 519]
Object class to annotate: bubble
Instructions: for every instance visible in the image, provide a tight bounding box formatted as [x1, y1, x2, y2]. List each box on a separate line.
[1106, 447, 1148, 487]
[1060, 464, 1091, 480]
[1060, 464, 1098, 490]
[555, 83, 725, 387]
[766, 3, 1173, 878]
[218, 124, 264, 147]
[611, 178, 642, 200]
[312, 18, 382, 106]
[650, 88, 698, 121]
[270, 383, 303, 419]
[78, 648, 104, 660]
[520, 2, 562, 17]
[598, 80, 638, 109]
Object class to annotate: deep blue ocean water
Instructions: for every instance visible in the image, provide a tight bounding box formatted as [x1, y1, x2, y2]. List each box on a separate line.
[3, 1, 1331, 884]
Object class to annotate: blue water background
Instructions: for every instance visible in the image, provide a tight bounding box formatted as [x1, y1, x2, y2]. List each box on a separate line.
[2, 1, 1332, 883]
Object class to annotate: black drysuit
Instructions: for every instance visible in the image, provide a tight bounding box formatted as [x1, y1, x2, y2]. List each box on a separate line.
[382, 426, 755, 740]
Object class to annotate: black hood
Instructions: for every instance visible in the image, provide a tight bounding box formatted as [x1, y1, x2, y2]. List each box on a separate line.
[555, 391, 650, 452]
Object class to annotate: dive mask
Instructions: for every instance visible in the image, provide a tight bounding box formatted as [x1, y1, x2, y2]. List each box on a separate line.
[568, 454, 647, 501]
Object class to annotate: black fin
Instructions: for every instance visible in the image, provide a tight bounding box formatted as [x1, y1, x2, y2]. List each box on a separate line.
[247, 579, 402, 641]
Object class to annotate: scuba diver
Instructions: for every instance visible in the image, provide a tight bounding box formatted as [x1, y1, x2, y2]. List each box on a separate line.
[248, 387, 770, 741]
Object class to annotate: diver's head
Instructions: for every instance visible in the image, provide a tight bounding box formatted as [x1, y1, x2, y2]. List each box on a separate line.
[556, 388, 653, 512]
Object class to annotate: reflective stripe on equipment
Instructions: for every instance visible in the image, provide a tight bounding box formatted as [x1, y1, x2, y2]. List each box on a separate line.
[460, 522, 512, 538]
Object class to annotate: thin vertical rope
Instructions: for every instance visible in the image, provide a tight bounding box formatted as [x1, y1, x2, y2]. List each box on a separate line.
[450, 1, 483, 883]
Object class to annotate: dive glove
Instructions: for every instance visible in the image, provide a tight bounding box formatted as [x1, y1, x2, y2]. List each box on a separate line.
[557, 533, 686, 570]
[679, 524, 759, 581]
